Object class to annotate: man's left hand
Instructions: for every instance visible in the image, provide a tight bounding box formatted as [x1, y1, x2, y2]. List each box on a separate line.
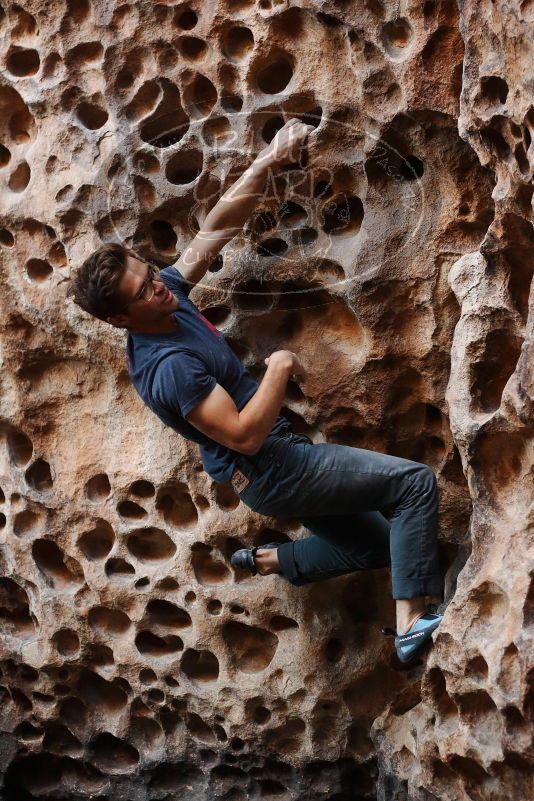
[256, 118, 315, 170]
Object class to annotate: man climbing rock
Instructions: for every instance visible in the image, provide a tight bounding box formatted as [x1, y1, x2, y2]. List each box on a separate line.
[69, 118, 443, 665]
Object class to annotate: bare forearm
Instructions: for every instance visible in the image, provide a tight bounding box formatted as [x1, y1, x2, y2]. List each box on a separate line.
[236, 359, 292, 454]
[203, 157, 271, 235]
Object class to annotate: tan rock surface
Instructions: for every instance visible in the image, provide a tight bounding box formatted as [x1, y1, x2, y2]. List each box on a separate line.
[0, 0, 532, 799]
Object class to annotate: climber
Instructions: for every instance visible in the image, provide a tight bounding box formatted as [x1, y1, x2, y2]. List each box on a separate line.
[68, 118, 443, 665]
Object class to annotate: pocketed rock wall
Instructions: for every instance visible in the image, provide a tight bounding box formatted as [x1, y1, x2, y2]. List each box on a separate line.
[0, 1, 532, 799]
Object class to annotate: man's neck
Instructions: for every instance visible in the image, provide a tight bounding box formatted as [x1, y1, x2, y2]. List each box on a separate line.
[128, 315, 179, 335]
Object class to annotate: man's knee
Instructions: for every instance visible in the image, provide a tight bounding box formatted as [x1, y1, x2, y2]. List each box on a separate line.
[413, 463, 438, 494]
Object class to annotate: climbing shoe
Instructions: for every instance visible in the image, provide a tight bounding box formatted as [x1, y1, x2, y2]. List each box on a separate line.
[382, 613, 443, 664]
[230, 543, 280, 576]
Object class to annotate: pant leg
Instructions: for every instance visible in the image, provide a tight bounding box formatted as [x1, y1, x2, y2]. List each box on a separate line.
[243, 437, 442, 600]
[276, 510, 391, 585]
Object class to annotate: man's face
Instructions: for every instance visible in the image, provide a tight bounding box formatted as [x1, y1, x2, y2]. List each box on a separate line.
[107, 254, 179, 329]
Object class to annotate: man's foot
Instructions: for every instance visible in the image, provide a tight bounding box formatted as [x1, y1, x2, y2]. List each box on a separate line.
[394, 612, 443, 664]
[230, 543, 280, 576]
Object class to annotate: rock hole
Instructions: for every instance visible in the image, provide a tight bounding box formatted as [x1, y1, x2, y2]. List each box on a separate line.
[24, 257, 53, 284]
[187, 712, 215, 743]
[325, 638, 344, 662]
[125, 80, 161, 121]
[78, 519, 115, 560]
[126, 527, 177, 562]
[156, 482, 198, 527]
[202, 304, 231, 327]
[145, 598, 192, 628]
[42, 724, 82, 756]
[0, 578, 36, 639]
[147, 687, 165, 705]
[208, 599, 223, 615]
[181, 648, 219, 683]
[399, 154, 424, 180]
[321, 195, 364, 235]
[381, 18, 413, 59]
[261, 115, 285, 144]
[174, 8, 198, 29]
[84, 473, 111, 500]
[279, 200, 307, 228]
[135, 631, 183, 656]
[32, 539, 84, 591]
[223, 621, 279, 673]
[130, 479, 155, 498]
[8, 160, 30, 192]
[192, 542, 232, 585]
[233, 278, 275, 311]
[25, 459, 53, 491]
[165, 148, 203, 184]
[66, 41, 103, 67]
[214, 481, 240, 510]
[150, 220, 177, 252]
[6, 46, 40, 76]
[140, 80, 189, 147]
[0, 228, 15, 247]
[202, 115, 231, 146]
[480, 75, 508, 106]
[77, 669, 129, 712]
[135, 576, 150, 589]
[139, 668, 157, 684]
[425, 667, 457, 719]
[257, 55, 294, 94]
[76, 101, 108, 130]
[90, 732, 139, 773]
[182, 73, 217, 119]
[223, 26, 254, 60]
[257, 237, 288, 257]
[117, 499, 147, 520]
[52, 629, 80, 656]
[221, 92, 243, 112]
[6, 426, 33, 466]
[466, 654, 489, 679]
[105, 557, 135, 578]
[185, 590, 197, 603]
[254, 705, 271, 724]
[177, 36, 208, 60]
[270, 615, 298, 631]
[471, 328, 523, 412]
[155, 576, 180, 590]
[88, 606, 132, 636]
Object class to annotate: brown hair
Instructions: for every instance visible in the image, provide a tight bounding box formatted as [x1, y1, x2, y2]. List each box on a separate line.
[67, 243, 129, 322]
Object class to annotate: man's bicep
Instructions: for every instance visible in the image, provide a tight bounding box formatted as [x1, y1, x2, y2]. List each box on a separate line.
[186, 383, 245, 452]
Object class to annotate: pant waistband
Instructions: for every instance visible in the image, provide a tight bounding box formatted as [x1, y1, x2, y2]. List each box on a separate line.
[230, 424, 293, 487]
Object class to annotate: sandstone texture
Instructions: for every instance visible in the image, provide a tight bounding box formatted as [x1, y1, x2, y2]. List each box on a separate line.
[0, 0, 532, 800]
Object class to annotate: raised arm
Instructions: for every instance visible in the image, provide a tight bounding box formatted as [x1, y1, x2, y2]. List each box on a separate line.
[186, 350, 307, 455]
[174, 118, 314, 288]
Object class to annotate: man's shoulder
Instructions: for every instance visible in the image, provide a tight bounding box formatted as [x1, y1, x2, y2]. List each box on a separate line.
[160, 265, 192, 297]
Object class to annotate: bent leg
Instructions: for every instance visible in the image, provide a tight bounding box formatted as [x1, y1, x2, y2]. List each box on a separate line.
[252, 440, 442, 600]
[276, 510, 391, 585]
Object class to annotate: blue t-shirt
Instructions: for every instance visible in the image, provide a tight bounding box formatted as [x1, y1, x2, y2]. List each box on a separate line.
[125, 266, 290, 482]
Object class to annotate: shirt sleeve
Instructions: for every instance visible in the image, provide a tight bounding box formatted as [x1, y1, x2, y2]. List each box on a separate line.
[159, 266, 192, 298]
[154, 352, 217, 418]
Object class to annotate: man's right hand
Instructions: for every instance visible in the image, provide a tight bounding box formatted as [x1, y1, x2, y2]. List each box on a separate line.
[186, 349, 307, 455]
[264, 350, 307, 383]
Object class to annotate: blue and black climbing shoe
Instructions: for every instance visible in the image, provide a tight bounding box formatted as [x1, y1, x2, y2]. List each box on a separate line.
[393, 613, 443, 664]
[230, 543, 279, 576]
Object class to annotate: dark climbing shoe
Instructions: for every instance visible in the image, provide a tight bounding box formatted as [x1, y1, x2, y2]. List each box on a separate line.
[230, 543, 279, 576]
[393, 613, 443, 664]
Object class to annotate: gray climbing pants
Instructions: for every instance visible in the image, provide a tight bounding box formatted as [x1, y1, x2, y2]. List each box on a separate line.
[231, 427, 443, 600]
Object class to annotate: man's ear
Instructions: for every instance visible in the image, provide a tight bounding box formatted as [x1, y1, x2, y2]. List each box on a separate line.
[107, 313, 129, 328]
